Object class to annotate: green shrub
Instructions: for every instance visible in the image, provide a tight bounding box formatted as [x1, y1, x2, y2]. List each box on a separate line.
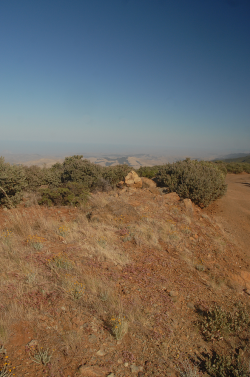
[103, 164, 131, 185]
[205, 350, 249, 377]
[39, 182, 89, 207]
[199, 303, 250, 341]
[155, 160, 227, 207]
[24, 165, 62, 191]
[61, 155, 103, 189]
[0, 157, 27, 207]
[136, 166, 160, 179]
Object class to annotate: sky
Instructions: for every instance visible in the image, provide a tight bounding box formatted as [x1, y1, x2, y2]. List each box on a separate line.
[0, 0, 250, 156]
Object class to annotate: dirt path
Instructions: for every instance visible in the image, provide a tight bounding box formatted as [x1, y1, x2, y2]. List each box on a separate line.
[204, 173, 250, 258]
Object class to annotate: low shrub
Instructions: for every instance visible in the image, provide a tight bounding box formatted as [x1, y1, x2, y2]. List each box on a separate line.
[199, 302, 250, 341]
[24, 164, 62, 191]
[39, 182, 89, 206]
[0, 157, 27, 207]
[205, 350, 249, 377]
[103, 164, 131, 185]
[155, 160, 227, 207]
[136, 166, 160, 179]
[61, 155, 103, 189]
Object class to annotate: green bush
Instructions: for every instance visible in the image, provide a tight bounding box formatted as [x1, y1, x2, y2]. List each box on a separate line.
[225, 163, 250, 174]
[205, 350, 249, 377]
[0, 157, 27, 207]
[103, 164, 131, 185]
[155, 160, 227, 207]
[24, 165, 62, 191]
[61, 155, 103, 189]
[136, 166, 160, 179]
[39, 182, 89, 207]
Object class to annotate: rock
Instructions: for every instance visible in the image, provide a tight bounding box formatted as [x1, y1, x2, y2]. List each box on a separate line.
[130, 364, 144, 374]
[141, 177, 156, 189]
[78, 366, 106, 377]
[96, 348, 106, 356]
[183, 199, 193, 215]
[168, 290, 178, 297]
[187, 302, 195, 310]
[125, 171, 142, 188]
[230, 270, 250, 290]
[117, 181, 124, 188]
[124, 362, 129, 367]
[107, 374, 115, 377]
[148, 187, 161, 196]
[27, 339, 38, 348]
[165, 193, 180, 202]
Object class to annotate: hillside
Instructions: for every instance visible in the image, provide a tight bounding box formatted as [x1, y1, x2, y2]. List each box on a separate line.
[1, 179, 250, 376]
[215, 154, 250, 163]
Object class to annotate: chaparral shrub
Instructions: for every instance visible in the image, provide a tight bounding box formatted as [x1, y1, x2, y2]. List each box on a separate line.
[155, 159, 227, 207]
[39, 182, 89, 207]
[136, 166, 160, 179]
[24, 164, 62, 191]
[61, 155, 103, 190]
[103, 164, 131, 185]
[0, 157, 27, 207]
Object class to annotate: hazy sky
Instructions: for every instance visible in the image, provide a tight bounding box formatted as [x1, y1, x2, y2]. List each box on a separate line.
[1, 0, 250, 154]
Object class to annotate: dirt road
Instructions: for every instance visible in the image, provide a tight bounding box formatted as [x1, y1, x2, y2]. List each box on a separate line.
[204, 173, 250, 257]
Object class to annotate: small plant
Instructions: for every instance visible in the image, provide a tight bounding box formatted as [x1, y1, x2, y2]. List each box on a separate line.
[31, 347, 52, 365]
[109, 315, 128, 340]
[198, 303, 250, 341]
[26, 235, 45, 251]
[177, 359, 202, 377]
[205, 350, 249, 377]
[58, 226, 69, 237]
[0, 366, 12, 377]
[68, 281, 85, 300]
[48, 254, 74, 270]
[97, 237, 107, 248]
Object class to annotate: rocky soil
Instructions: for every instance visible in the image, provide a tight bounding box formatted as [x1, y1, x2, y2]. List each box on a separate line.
[0, 175, 250, 377]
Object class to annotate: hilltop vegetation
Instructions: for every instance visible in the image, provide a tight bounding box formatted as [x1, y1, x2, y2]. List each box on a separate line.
[0, 155, 228, 209]
[0, 154, 250, 376]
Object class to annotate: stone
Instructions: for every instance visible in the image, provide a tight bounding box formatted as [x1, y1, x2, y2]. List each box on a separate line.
[187, 302, 195, 310]
[96, 349, 106, 356]
[168, 290, 178, 297]
[130, 364, 143, 374]
[107, 374, 115, 377]
[183, 198, 193, 215]
[124, 362, 129, 367]
[141, 177, 157, 188]
[165, 192, 180, 202]
[27, 339, 38, 348]
[125, 171, 142, 188]
[230, 270, 250, 290]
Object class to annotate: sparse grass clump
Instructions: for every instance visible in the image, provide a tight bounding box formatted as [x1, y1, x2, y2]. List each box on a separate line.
[31, 347, 52, 365]
[108, 315, 128, 340]
[155, 159, 227, 207]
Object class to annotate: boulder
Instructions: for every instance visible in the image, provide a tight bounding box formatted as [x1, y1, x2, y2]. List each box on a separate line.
[125, 171, 142, 188]
[141, 177, 157, 189]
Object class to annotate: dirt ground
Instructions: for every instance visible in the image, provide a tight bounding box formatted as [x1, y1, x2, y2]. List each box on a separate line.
[205, 173, 250, 260]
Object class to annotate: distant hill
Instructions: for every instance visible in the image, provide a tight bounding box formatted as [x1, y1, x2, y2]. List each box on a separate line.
[215, 154, 250, 163]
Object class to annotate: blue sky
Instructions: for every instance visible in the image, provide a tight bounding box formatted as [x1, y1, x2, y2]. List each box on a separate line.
[0, 0, 250, 155]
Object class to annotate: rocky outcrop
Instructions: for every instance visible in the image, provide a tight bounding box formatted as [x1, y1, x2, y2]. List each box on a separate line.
[141, 177, 156, 189]
[124, 171, 142, 188]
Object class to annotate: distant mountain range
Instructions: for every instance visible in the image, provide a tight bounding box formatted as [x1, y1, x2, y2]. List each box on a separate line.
[214, 153, 250, 163]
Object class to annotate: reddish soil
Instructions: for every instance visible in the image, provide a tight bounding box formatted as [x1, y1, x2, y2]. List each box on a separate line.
[204, 173, 250, 261]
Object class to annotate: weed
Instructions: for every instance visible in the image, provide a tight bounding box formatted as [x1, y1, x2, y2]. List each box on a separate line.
[109, 315, 128, 340]
[26, 235, 46, 251]
[31, 347, 52, 365]
[48, 254, 74, 270]
[0, 366, 12, 377]
[177, 359, 202, 377]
